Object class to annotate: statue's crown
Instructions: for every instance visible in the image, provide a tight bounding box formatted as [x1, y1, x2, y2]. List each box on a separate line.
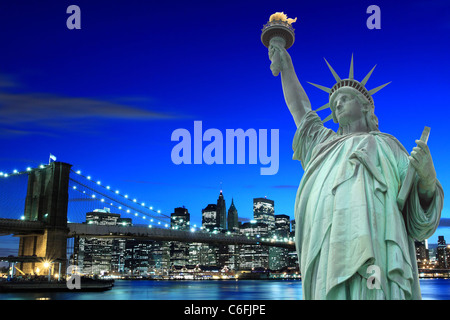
[308, 55, 391, 123]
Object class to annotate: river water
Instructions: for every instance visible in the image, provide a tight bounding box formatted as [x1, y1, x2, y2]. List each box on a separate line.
[1, 278, 450, 300]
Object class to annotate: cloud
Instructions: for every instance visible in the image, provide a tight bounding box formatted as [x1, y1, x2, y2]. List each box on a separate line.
[122, 179, 217, 190]
[0, 91, 174, 126]
[438, 218, 450, 227]
[0, 70, 182, 137]
[0, 248, 18, 257]
[271, 185, 298, 189]
[0, 74, 17, 88]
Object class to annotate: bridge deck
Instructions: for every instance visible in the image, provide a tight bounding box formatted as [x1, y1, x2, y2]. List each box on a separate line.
[0, 219, 295, 250]
[0, 218, 46, 235]
[68, 223, 295, 249]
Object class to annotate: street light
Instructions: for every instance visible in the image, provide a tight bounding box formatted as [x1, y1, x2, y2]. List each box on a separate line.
[43, 260, 53, 282]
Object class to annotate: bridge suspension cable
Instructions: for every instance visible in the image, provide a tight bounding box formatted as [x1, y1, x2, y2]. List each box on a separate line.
[68, 169, 170, 227]
[0, 169, 28, 220]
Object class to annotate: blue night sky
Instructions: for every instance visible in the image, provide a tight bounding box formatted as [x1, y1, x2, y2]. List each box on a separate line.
[0, 0, 449, 255]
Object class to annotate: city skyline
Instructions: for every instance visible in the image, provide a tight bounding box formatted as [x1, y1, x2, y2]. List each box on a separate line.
[1, 0, 449, 262]
[68, 193, 296, 277]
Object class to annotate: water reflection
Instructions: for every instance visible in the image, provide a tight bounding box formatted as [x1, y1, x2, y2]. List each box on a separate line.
[1, 279, 450, 300]
[420, 279, 450, 300]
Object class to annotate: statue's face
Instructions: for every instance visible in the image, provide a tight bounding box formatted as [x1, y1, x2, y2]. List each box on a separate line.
[332, 92, 365, 126]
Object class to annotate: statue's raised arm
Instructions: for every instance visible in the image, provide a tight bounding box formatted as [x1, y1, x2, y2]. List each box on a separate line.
[261, 12, 311, 127]
[268, 40, 311, 127]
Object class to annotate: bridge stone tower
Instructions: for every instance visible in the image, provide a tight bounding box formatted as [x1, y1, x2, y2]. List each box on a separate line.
[18, 162, 72, 275]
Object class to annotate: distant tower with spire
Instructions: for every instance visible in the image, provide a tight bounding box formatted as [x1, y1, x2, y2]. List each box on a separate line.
[227, 198, 239, 233]
[217, 188, 226, 230]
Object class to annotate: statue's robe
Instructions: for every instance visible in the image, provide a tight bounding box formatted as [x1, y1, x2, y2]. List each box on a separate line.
[293, 111, 444, 300]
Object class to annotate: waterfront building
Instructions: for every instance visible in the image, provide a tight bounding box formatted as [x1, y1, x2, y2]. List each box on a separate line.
[148, 241, 170, 276]
[124, 239, 152, 275]
[415, 240, 429, 269]
[75, 208, 121, 275]
[239, 221, 270, 270]
[112, 217, 132, 273]
[170, 207, 190, 266]
[437, 236, 448, 269]
[269, 214, 291, 270]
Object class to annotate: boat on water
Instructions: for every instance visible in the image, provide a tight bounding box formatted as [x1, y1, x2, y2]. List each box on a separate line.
[0, 277, 114, 292]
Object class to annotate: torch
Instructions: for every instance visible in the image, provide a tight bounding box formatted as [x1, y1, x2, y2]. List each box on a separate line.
[261, 12, 296, 76]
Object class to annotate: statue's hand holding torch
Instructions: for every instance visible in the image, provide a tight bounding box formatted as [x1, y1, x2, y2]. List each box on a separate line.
[261, 12, 296, 77]
[268, 38, 293, 76]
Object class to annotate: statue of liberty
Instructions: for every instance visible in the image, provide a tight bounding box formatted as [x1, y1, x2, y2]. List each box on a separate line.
[268, 40, 444, 299]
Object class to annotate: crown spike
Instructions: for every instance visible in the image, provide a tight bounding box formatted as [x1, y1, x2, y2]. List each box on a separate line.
[368, 82, 391, 95]
[349, 54, 354, 80]
[321, 113, 334, 123]
[361, 65, 377, 86]
[307, 82, 331, 93]
[315, 102, 330, 112]
[324, 58, 341, 82]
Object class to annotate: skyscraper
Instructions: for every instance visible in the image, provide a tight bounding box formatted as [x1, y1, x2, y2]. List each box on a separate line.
[171, 206, 190, 231]
[437, 236, 448, 269]
[239, 221, 270, 270]
[253, 197, 275, 231]
[170, 207, 190, 266]
[415, 240, 429, 269]
[202, 204, 218, 231]
[227, 198, 239, 232]
[217, 190, 227, 230]
[269, 214, 291, 270]
[112, 217, 131, 273]
[76, 208, 121, 275]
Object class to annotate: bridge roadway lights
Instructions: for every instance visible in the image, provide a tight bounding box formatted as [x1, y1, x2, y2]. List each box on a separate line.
[67, 223, 295, 250]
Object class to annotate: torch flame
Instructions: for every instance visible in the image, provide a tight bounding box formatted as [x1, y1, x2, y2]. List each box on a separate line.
[269, 12, 297, 25]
